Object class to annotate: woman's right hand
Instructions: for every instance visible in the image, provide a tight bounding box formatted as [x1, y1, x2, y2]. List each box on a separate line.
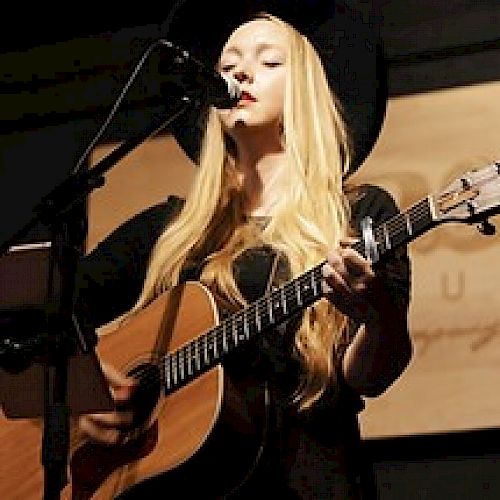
[78, 363, 137, 446]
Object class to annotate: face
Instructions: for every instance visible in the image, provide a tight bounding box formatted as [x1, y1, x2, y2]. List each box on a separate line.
[217, 19, 288, 136]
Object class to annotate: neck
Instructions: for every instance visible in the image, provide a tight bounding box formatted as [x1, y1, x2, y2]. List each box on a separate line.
[232, 125, 286, 217]
[237, 149, 286, 217]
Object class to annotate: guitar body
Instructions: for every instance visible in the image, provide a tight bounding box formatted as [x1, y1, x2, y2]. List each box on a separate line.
[1, 282, 268, 499]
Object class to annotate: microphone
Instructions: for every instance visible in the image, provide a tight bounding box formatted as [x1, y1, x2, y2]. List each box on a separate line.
[158, 39, 241, 109]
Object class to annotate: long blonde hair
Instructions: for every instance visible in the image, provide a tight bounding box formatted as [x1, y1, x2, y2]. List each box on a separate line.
[131, 14, 352, 410]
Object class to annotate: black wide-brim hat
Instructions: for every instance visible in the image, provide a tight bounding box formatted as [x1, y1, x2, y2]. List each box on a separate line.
[162, 0, 387, 176]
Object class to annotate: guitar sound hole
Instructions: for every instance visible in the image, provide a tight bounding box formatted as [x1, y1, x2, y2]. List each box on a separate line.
[127, 362, 162, 426]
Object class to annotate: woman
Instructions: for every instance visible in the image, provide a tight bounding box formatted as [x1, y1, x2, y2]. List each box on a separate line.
[75, 2, 412, 498]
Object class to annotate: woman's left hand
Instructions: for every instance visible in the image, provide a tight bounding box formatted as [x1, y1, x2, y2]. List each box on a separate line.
[322, 239, 412, 394]
[321, 238, 379, 323]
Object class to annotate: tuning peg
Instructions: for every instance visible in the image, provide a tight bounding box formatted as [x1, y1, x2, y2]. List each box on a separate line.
[477, 219, 496, 236]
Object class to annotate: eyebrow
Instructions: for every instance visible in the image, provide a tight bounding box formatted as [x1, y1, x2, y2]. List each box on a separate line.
[221, 42, 285, 58]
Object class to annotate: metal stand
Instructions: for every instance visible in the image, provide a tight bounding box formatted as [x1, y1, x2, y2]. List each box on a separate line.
[0, 100, 194, 498]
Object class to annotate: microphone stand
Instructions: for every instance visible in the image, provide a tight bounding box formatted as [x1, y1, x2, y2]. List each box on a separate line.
[41, 215, 84, 500]
[0, 98, 195, 499]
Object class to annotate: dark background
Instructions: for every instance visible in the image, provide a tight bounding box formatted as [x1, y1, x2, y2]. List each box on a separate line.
[1, 1, 500, 497]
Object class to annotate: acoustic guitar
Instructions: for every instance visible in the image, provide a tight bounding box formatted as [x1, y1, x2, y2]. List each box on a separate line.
[1, 163, 499, 499]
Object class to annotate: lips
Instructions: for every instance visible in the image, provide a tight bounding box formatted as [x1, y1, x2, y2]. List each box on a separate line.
[239, 91, 256, 102]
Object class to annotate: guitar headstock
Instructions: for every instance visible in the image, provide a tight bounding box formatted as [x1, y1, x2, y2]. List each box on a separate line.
[432, 162, 500, 233]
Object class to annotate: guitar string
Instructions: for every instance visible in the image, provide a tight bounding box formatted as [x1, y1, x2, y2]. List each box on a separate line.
[126, 243, 416, 396]
[122, 203, 431, 391]
[128, 240, 372, 390]
[124, 208, 428, 393]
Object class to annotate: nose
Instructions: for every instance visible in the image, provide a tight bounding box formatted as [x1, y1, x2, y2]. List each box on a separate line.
[233, 66, 253, 84]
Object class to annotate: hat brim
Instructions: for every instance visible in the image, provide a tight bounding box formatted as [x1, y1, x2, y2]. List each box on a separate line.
[163, 0, 387, 176]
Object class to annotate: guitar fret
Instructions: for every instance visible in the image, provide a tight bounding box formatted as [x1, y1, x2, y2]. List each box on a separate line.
[283, 283, 294, 310]
[229, 317, 237, 346]
[280, 287, 287, 315]
[243, 310, 250, 339]
[233, 316, 240, 342]
[300, 278, 307, 297]
[383, 223, 391, 250]
[164, 356, 172, 390]
[255, 304, 262, 332]
[405, 213, 413, 236]
[378, 217, 401, 253]
[267, 297, 274, 323]
[221, 323, 228, 353]
[186, 343, 193, 376]
[179, 349, 185, 381]
[294, 280, 302, 306]
[374, 226, 386, 255]
[235, 316, 245, 341]
[194, 339, 201, 372]
[203, 335, 209, 365]
[409, 199, 433, 235]
[172, 354, 178, 386]
[232, 317, 238, 342]
[211, 331, 219, 359]
[301, 275, 311, 301]
[311, 270, 318, 297]
[273, 296, 282, 316]
[301, 275, 309, 300]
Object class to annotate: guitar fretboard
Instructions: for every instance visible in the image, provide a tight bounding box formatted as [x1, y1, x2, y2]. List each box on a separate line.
[162, 195, 435, 394]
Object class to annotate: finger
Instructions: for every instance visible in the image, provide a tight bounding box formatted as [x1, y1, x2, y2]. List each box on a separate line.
[100, 363, 136, 402]
[101, 363, 136, 388]
[322, 261, 370, 303]
[339, 247, 375, 278]
[321, 271, 363, 320]
[79, 416, 128, 445]
[81, 409, 135, 429]
[339, 236, 359, 248]
[325, 249, 371, 286]
[321, 262, 349, 295]
[325, 250, 348, 277]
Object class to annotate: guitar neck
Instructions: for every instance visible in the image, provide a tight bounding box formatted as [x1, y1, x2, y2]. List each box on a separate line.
[162, 194, 436, 394]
